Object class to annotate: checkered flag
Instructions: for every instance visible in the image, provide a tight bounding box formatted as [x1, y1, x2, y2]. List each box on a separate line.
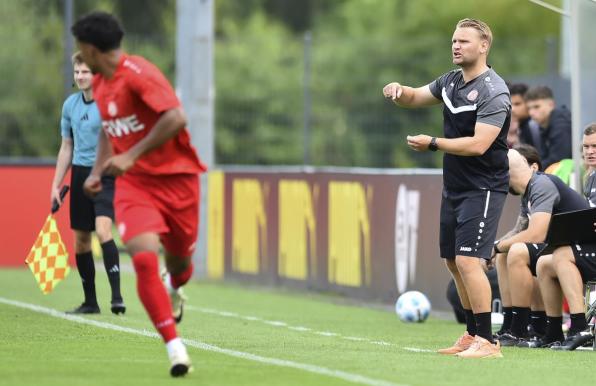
[25, 186, 70, 294]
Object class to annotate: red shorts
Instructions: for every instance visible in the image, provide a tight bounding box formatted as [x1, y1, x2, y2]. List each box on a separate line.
[115, 173, 199, 257]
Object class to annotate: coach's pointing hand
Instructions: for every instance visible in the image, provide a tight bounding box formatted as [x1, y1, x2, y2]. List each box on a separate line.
[383, 82, 403, 100]
[407, 135, 433, 152]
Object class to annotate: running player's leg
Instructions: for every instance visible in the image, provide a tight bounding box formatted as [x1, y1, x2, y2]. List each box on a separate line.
[127, 233, 178, 342]
[115, 175, 191, 376]
[157, 173, 199, 324]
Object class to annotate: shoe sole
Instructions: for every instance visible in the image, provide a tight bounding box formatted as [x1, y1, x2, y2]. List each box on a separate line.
[457, 352, 503, 359]
[174, 304, 184, 324]
[437, 349, 467, 355]
[111, 306, 126, 315]
[170, 364, 190, 377]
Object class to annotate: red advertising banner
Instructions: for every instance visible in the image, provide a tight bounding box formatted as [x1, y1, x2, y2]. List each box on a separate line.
[0, 166, 74, 267]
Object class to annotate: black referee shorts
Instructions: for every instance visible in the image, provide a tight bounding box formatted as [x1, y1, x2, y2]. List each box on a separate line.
[70, 165, 115, 232]
[440, 189, 507, 260]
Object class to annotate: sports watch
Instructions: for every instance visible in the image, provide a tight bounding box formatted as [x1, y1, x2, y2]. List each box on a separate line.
[428, 137, 439, 152]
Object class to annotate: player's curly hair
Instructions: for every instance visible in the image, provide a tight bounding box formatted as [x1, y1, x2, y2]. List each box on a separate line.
[71, 11, 124, 52]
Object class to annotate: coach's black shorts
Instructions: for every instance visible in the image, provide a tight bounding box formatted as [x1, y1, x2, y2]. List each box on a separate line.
[525, 242, 547, 276]
[70, 165, 115, 232]
[440, 189, 507, 260]
[571, 243, 596, 282]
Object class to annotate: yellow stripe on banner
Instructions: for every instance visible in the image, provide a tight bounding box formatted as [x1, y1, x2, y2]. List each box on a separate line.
[278, 180, 316, 280]
[207, 171, 225, 279]
[328, 182, 371, 287]
[232, 179, 267, 274]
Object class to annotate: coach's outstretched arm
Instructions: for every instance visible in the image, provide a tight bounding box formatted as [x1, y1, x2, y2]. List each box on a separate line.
[102, 107, 187, 177]
[383, 82, 441, 108]
[407, 122, 501, 157]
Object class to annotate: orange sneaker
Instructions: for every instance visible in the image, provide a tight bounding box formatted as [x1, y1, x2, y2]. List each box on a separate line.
[456, 336, 503, 359]
[437, 331, 475, 355]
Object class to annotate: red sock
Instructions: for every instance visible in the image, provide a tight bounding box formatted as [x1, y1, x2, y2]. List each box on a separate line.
[132, 251, 177, 342]
[171, 263, 194, 289]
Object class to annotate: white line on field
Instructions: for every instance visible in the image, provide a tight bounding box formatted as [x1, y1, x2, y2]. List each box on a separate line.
[403, 347, 435, 353]
[186, 305, 416, 352]
[0, 297, 407, 386]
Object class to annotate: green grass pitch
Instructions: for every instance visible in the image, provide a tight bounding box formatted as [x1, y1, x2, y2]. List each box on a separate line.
[0, 268, 594, 386]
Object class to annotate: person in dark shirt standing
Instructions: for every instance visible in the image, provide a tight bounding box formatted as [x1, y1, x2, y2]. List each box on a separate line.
[383, 18, 510, 358]
[583, 123, 596, 206]
[525, 86, 572, 169]
[509, 83, 541, 152]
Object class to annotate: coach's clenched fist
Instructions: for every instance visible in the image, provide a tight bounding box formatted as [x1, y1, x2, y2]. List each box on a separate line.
[382, 82, 403, 100]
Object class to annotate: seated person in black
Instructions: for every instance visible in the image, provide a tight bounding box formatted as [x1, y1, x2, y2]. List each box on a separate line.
[493, 148, 589, 347]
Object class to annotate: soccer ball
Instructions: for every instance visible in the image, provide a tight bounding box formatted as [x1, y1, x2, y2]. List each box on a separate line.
[395, 291, 431, 323]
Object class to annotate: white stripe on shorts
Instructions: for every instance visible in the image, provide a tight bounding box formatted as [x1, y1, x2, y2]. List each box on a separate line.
[483, 191, 491, 218]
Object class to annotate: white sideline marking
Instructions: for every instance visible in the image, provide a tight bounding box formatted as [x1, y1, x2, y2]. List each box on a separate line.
[0, 297, 407, 386]
[188, 305, 407, 350]
[403, 347, 435, 353]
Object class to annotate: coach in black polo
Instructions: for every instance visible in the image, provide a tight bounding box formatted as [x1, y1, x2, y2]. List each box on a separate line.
[383, 18, 510, 358]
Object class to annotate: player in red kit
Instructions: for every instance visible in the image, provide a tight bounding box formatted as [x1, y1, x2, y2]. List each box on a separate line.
[71, 12, 206, 377]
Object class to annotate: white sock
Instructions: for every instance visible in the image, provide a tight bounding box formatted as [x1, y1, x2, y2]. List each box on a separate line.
[166, 337, 186, 358]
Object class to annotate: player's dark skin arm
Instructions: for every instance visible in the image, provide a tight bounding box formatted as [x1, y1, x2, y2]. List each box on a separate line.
[83, 129, 113, 197]
[102, 107, 187, 177]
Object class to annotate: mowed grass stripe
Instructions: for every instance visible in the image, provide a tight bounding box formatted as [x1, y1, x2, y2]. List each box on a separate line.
[0, 297, 407, 386]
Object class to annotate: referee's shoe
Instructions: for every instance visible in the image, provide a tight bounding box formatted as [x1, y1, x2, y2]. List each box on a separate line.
[66, 303, 100, 314]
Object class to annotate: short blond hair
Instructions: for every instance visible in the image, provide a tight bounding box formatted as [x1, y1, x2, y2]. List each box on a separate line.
[71, 51, 85, 66]
[456, 18, 493, 48]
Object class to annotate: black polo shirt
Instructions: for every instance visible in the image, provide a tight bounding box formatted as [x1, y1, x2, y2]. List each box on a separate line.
[429, 68, 511, 193]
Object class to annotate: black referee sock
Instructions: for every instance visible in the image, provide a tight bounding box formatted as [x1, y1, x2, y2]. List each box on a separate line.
[498, 307, 513, 334]
[510, 307, 530, 338]
[464, 309, 477, 335]
[101, 240, 122, 303]
[474, 312, 494, 343]
[569, 313, 588, 335]
[530, 310, 547, 336]
[75, 251, 97, 306]
[545, 316, 564, 342]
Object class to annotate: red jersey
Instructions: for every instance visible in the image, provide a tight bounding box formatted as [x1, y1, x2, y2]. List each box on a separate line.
[92, 54, 206, 176]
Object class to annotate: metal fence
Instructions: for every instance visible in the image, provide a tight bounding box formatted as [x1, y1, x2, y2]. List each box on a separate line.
[0, 1, 572, 168]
